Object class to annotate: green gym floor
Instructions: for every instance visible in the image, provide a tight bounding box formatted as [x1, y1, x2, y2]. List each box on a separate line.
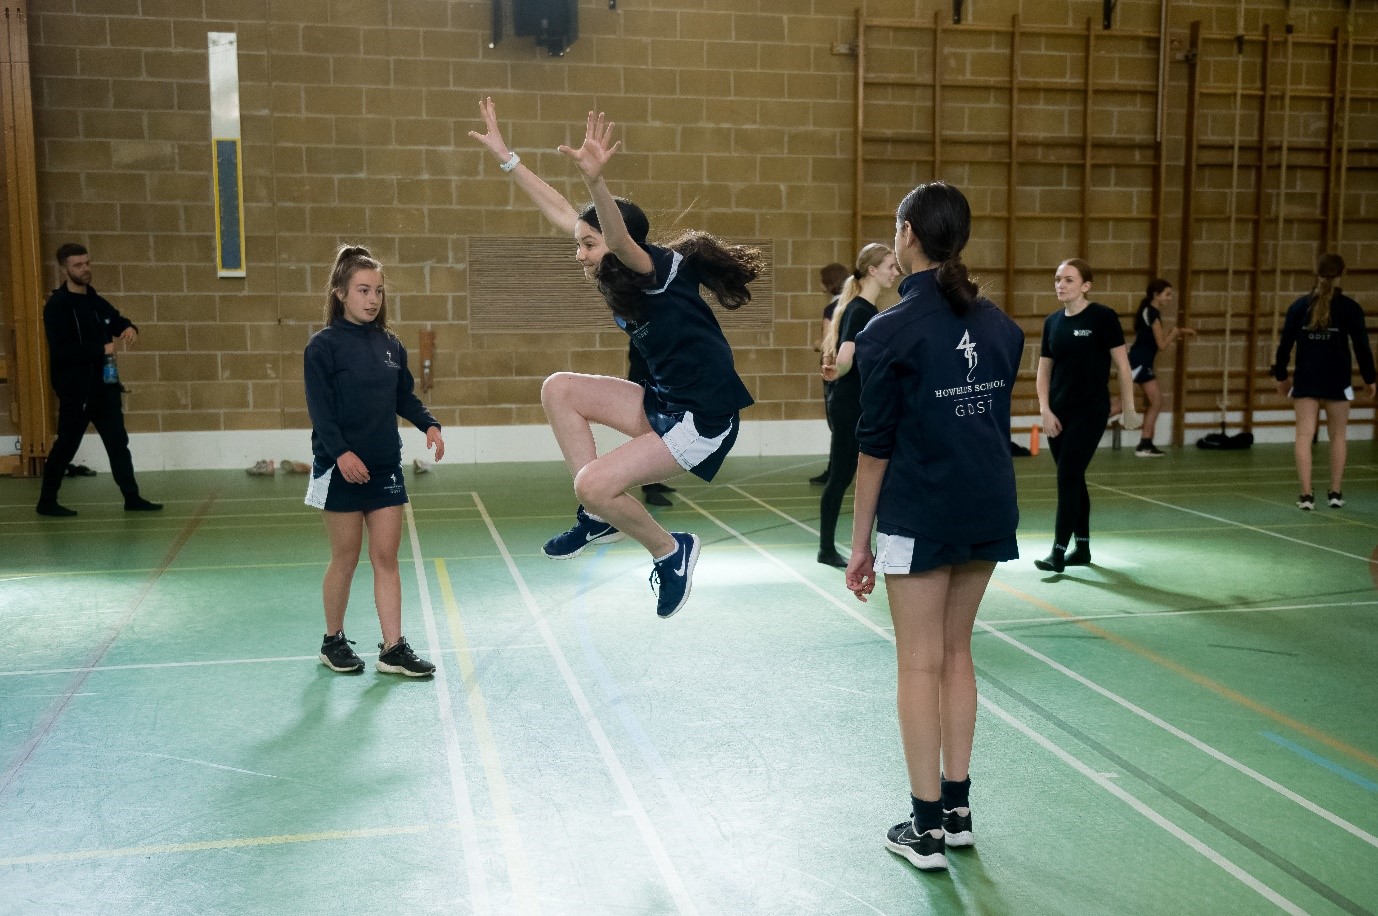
[1, 443, 1376, 915]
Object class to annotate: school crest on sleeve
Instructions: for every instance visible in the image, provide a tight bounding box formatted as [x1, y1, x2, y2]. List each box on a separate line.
[956, 330, 978, 382]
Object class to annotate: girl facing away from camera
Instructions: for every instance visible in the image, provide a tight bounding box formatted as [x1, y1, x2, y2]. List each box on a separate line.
[469, 98, 762, 618]
[846, 182, 1024, 872]
[304, 245, 445, 676]
[1272, 253, 1375, 510]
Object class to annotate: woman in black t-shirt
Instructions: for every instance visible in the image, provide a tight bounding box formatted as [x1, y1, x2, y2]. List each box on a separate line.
[816, 244, 899, 566]
[470, 99, 763, 619]
[1272, 253, 1376, 510]
[1034, 259, 1141, 573]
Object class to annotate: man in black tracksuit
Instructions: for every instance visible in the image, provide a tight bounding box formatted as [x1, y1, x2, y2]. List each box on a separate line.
[36, 243, 161, 517]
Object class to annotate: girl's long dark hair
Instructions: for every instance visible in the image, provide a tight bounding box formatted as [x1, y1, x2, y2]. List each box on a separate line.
[1141, 278, 1172, 311]
[325, 244, 392, 334]
[895, 181, 978, 315]
[578, 200, 763, 322]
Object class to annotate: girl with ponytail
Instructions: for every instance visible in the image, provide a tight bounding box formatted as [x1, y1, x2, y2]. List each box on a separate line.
[844, 181, 1024, 873]
[304, 245, 445, 677]
[470, 99, 761, 619]
[816, 242, 899, 567]
[1272, 253, 1376, 510]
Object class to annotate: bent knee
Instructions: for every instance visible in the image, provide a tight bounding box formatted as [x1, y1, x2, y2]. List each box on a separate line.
[541, 372, 578, 407]
[572, 462, 622, 508]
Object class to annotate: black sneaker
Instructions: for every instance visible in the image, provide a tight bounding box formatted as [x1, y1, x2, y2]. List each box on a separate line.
[1034, 548, 1066, 573]
[376, 636, 435, 677]
[543, 505, 625, 559]
[884, 818, 947, 871]
[943, 808, 974, 847]
[124, 496, 163, 512]
[319, 631, 364, 673]
[808, 470, 829, 485]
[817, 548, 848, 568]
[66, 463, 97, 477]
[1134, 443, 1165, 458]
[1297, 493, 1314, 511]
[1328, 491, 1344, 509]
[1064, 544, 1092, 566]
[649, 532, 700, 618]
[36, 501, 78, 517]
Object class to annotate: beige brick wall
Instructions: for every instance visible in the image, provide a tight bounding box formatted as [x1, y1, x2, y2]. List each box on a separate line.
[16, 0, 1376, 438]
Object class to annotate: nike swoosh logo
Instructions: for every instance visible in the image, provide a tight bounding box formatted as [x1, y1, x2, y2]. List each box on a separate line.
[585, 530, 603, 543]
[673, 551, 688, 576]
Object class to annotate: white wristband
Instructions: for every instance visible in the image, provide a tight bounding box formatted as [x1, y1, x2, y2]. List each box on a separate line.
[499, 151, 520, 173]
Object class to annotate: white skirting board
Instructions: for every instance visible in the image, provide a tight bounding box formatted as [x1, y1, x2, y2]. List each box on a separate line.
[40, 410, 1376, 472]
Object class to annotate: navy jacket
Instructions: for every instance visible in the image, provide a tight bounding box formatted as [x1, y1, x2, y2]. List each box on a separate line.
[304, 319, 438, 469]
[617, 244, 753, 430]
[856, 270, 1024, 543]
[43, 284, 136, 398]
[1272, 292, 1375, 393]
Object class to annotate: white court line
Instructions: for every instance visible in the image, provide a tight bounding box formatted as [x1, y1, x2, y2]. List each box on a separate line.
[974, 621, 1378, 850]
[728, 490, 1378, 848]
[469, 493, 699, 916]
[687, 495, 1313, 907]
[404, 503, 490, 916]
[1093, 482, 1378, 565]
[978, 698, 1306, 916]
[985, 599, 1378, 629]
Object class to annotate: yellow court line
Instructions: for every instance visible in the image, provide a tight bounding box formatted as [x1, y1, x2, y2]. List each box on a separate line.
[989, 579, 1378, 772]
[435, 558, 540, 915]
[0, 823, 441, 867]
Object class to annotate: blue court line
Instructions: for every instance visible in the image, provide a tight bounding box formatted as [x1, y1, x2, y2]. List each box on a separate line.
[1262, 732, 1378, 791]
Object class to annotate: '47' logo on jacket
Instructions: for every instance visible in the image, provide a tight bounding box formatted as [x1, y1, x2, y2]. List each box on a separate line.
[956, 330, 978, 382]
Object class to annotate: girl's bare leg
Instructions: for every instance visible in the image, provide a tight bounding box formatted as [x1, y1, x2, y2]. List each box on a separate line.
[1293, 398, 1320, 495]
[364, 504, 404, 646]
[541, 373, 656, 477]
[1323, 400, 1351, 494]
[322, 510, 364, 634]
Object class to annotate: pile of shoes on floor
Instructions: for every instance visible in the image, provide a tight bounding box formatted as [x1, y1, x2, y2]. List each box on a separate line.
[247, 458, 435, 476]
[246, 459, 311, 476]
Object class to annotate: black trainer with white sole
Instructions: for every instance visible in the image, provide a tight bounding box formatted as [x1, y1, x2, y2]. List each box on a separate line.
[376, 637, 435, 677]
[543, 505, 625, 559]
[885, 819, 947, 871]
[1297, 493, 1315, 511]
[320, 631, 365, 673]
[942, 808, 974, 847]
[1328, 491, 1344, 509]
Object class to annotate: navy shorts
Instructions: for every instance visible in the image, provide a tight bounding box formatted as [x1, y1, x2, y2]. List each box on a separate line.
[643, 387, 740, 483]
[1289, 383, 1354, 402]
[1132, 363, 1156, 383]
[874, 523, 1019, 575]
[305, 460, 408, 513]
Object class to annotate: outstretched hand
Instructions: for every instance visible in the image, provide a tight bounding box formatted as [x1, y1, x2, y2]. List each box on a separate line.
[467, 96, 512, 162]
[557, 111, 620, 182]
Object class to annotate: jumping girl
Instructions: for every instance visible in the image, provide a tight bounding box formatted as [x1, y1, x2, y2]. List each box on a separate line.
[469, 98, 762, 618]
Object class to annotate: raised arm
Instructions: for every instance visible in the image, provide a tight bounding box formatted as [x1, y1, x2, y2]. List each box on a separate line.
[468, 97, 579, 235]
[559, 111, 654, 275]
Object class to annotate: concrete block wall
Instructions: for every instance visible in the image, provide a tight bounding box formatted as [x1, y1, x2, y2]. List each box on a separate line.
[16, 0, 1376, 447]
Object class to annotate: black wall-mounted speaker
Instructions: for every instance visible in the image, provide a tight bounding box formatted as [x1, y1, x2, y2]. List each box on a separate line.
[512, 0, 579, 55]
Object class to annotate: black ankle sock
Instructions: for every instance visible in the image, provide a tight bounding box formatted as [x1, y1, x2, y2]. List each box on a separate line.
[940, 776, 970, 810]
[1138, 438, 1152, 447]
[911, 795, 943, 832]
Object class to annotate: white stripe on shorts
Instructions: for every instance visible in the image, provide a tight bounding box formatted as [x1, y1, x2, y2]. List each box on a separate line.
[661, 411, 732, 472]
[304, 465, 333, 509]
[874, 532, 916, 575]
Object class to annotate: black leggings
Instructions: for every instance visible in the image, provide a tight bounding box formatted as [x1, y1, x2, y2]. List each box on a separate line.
[819, 392, 861, 551]
[40, 386, 139, 501]
[1048, 410, 1108, 547]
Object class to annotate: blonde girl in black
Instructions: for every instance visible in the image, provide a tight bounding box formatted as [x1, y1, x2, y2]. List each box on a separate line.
[817, 243, 900, 567]
[1272, 253, 1376, 510]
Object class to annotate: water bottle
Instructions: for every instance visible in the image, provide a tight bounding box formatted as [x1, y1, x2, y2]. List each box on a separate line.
[103, 353, 120, 385]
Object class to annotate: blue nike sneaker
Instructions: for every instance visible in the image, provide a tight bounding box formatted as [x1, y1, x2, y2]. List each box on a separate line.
[543, 505, 624, 559]
[649, 532, 700, 618]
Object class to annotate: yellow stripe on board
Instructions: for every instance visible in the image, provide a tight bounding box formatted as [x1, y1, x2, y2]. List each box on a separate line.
[990, 580, 1378, 772]
[435, 557, 540, 915]
[0, 824, 440, 867]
